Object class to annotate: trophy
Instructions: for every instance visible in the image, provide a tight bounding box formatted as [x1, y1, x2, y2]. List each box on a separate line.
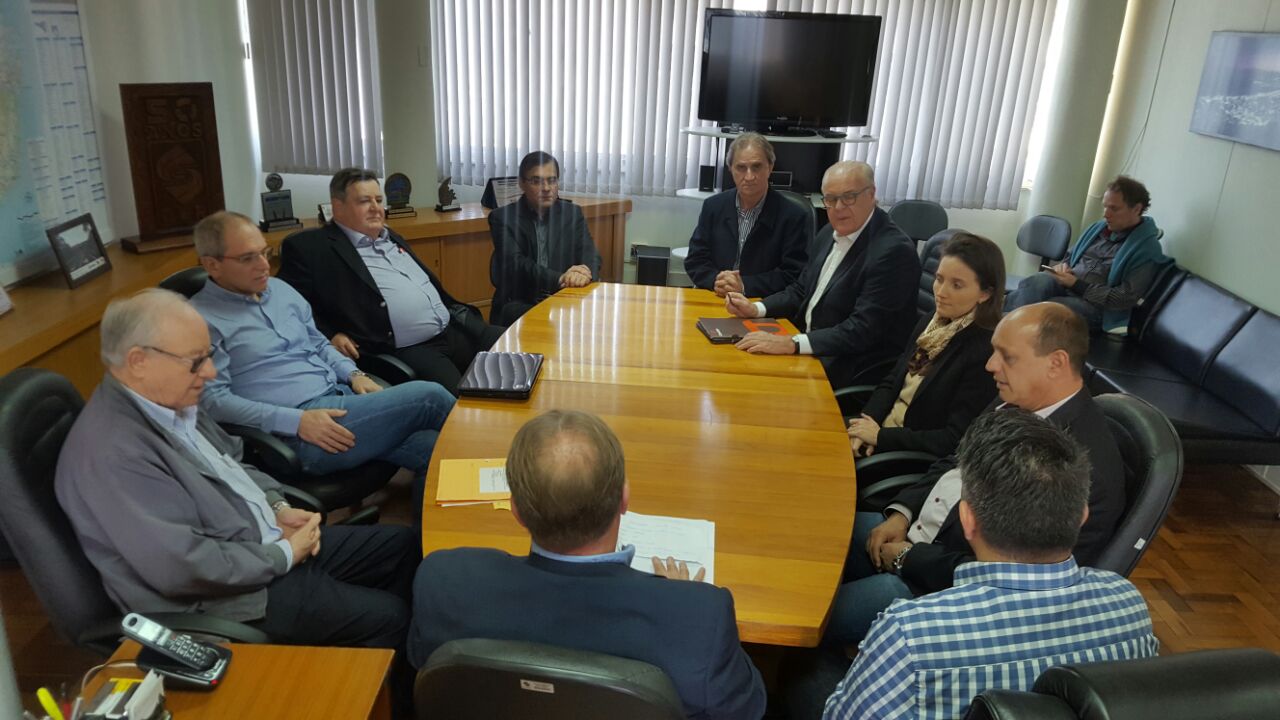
[384, 172, 418, 218]
[259, 173, 303, 232]
[435, 176, 461, 212]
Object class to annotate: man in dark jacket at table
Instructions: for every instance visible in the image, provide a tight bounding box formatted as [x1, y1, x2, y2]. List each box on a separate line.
[487, 150, 602, 325]
[408, 409, 766, 720]
[684, 132, 811, 298]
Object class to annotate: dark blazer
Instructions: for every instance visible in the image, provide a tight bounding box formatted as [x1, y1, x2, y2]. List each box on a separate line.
[860, 318, 997, 457]
[894, 389, 1126, 594]
[278, 224, 465, 353]
[684, 188, 811, 297]
[762, 208, 920, 389]
[408, 548, 766, 720]
[487, 197, 602, 312]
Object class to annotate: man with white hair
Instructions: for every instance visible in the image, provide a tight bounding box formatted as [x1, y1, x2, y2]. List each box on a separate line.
[55, 289, 417, 648]
[726, 161, 920, 388]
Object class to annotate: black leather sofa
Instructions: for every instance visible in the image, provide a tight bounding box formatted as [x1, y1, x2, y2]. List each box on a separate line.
[1085, 267, 1280, 464]
[965, 648, 1280, 720]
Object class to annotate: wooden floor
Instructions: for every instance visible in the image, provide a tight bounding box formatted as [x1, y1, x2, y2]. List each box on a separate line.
[3, 464, 1278, 701]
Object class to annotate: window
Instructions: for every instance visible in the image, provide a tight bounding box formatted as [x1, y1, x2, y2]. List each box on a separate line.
[432, 0, 1059, 210]
[245, 0, 384, 175]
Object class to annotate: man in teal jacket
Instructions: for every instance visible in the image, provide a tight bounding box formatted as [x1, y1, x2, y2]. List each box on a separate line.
[1006, 175, 1169, 332]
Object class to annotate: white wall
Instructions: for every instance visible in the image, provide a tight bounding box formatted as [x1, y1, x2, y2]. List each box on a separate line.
[80, 0, 258, 242]
[1095, 0, 1280, 313]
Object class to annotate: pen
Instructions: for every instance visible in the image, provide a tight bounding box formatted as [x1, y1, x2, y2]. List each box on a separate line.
[70, 697, 83, 720]
[37, 687, 65, 720]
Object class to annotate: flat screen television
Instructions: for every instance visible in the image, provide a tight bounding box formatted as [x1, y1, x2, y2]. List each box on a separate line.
[698, 10, 882, 131]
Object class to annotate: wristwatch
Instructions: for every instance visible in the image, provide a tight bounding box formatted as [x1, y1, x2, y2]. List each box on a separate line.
[349, 369, 368, 381]
[891, 543, 913, 575]
[271, 500, 291, 514]
[792, 336, 800, 354]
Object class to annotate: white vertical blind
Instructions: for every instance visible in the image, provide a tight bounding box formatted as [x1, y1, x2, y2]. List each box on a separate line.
[246, 0, 384, 175]
[431, 0, 1056, 209]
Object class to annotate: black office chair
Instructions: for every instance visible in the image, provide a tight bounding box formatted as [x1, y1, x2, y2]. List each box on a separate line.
[416, 639, 685, 720]
[916, 228, 965, 317]
[158, 266, 394, 520]
[1091, 393, 1183, 576]
[160, 266, 417, 384]
[775, 188, 818, 243]
[888, 199, 948, 246]
[1005, 215, 1072, 291]
[965, 648, 1280, 720]
[0, 368, 269, 654]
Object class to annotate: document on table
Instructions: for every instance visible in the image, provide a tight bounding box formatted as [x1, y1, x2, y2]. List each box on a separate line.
[618, 512, 716, 584]
[436, 458, 510, 506]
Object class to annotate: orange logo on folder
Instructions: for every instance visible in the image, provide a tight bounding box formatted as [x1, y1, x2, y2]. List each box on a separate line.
[742, 319, 786, 335]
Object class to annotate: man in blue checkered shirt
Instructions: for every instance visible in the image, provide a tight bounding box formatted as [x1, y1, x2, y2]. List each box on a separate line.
[823, 409, 1158, 720]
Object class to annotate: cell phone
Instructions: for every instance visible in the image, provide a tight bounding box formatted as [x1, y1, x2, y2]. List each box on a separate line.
[121, 613, 232, 689]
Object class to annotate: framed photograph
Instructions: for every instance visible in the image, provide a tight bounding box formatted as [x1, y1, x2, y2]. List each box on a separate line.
[1190, 32, 1280, 152]
[46, 213, 111, 288]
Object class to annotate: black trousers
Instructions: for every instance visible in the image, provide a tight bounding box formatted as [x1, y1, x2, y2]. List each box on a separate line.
[390, 325, 504, 396]
[252, 524, 417, 649]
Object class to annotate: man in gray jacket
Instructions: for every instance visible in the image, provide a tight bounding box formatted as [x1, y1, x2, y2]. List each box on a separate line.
[55, 288, 416, 648]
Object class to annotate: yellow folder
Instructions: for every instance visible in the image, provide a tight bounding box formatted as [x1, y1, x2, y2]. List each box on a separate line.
[435, 458, 510, 505]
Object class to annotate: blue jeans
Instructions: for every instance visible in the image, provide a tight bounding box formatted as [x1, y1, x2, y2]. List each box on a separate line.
[823, 512, 914, 648]
[1004, 272, 1103, 328]
[286, 380, 455, 513]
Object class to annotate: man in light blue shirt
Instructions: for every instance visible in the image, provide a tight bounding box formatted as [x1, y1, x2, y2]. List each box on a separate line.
[278, 168, 504, 395]
[189, 211, 454, 510]
[820, 410, 1157, 720]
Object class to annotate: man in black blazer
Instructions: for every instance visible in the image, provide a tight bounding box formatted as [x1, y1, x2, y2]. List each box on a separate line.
[823, 302, 1126, 646]
[487, 151, 602, 325]
[408, 410, 766, 720]
[278, 168, 503, 395]
[684, 133, 811, 297]
[726, 161, 920, 389]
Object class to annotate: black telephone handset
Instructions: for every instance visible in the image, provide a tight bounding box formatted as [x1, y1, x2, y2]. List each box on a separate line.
[121, 613, 232, 689]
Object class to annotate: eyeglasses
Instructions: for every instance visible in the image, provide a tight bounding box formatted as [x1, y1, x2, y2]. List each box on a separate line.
[143, 345, 216, 373]
[522, 176, 559, 187]
[821, 187, 873, 209]
[217, 248, 273, 265]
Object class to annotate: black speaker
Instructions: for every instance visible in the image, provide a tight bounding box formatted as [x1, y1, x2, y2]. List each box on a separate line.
[698, 165, 715, 192]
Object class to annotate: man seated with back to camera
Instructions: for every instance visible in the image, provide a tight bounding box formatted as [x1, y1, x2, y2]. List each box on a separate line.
[487, 150, 602, 326]
[278, 168, 504, 396]
[724, 161, 919, 389]
[187, 211, 453, 514]
[683, 132, 811, 297]
[407, 410, 766, 720]
[823, 302, 1126, 649]
[821, 410, 1158, 720]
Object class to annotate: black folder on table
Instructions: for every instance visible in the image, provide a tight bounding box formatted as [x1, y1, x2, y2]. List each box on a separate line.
[458, 351, 545, 399]
[696, 317, 788, 344]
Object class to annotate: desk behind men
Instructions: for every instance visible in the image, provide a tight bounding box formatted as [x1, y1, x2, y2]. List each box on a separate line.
[84, 640, 394, 719]
[420, 283, 857, 647]
[0, 197, 630, 396]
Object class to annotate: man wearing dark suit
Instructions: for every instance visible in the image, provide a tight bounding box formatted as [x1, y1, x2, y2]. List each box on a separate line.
[726, 161, 920, 389]
[278, 168, 503, 396]
[487, 151, 602, 326]
[824, 302, 1126, 646]
[684, 132, 811, 297]
[408, 410, 766, 720]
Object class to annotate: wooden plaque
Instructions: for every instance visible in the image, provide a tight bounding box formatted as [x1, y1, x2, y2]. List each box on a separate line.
[119, 82, 225, 252]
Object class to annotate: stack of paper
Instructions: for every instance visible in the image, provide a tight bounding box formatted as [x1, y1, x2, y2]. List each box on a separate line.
[435, 458, 511, 509]
[618, 512, 717, 584]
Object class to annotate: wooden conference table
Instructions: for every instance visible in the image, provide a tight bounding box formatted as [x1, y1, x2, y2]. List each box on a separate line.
[421, 283, 857, 647]
[86, 641, 394, 719]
